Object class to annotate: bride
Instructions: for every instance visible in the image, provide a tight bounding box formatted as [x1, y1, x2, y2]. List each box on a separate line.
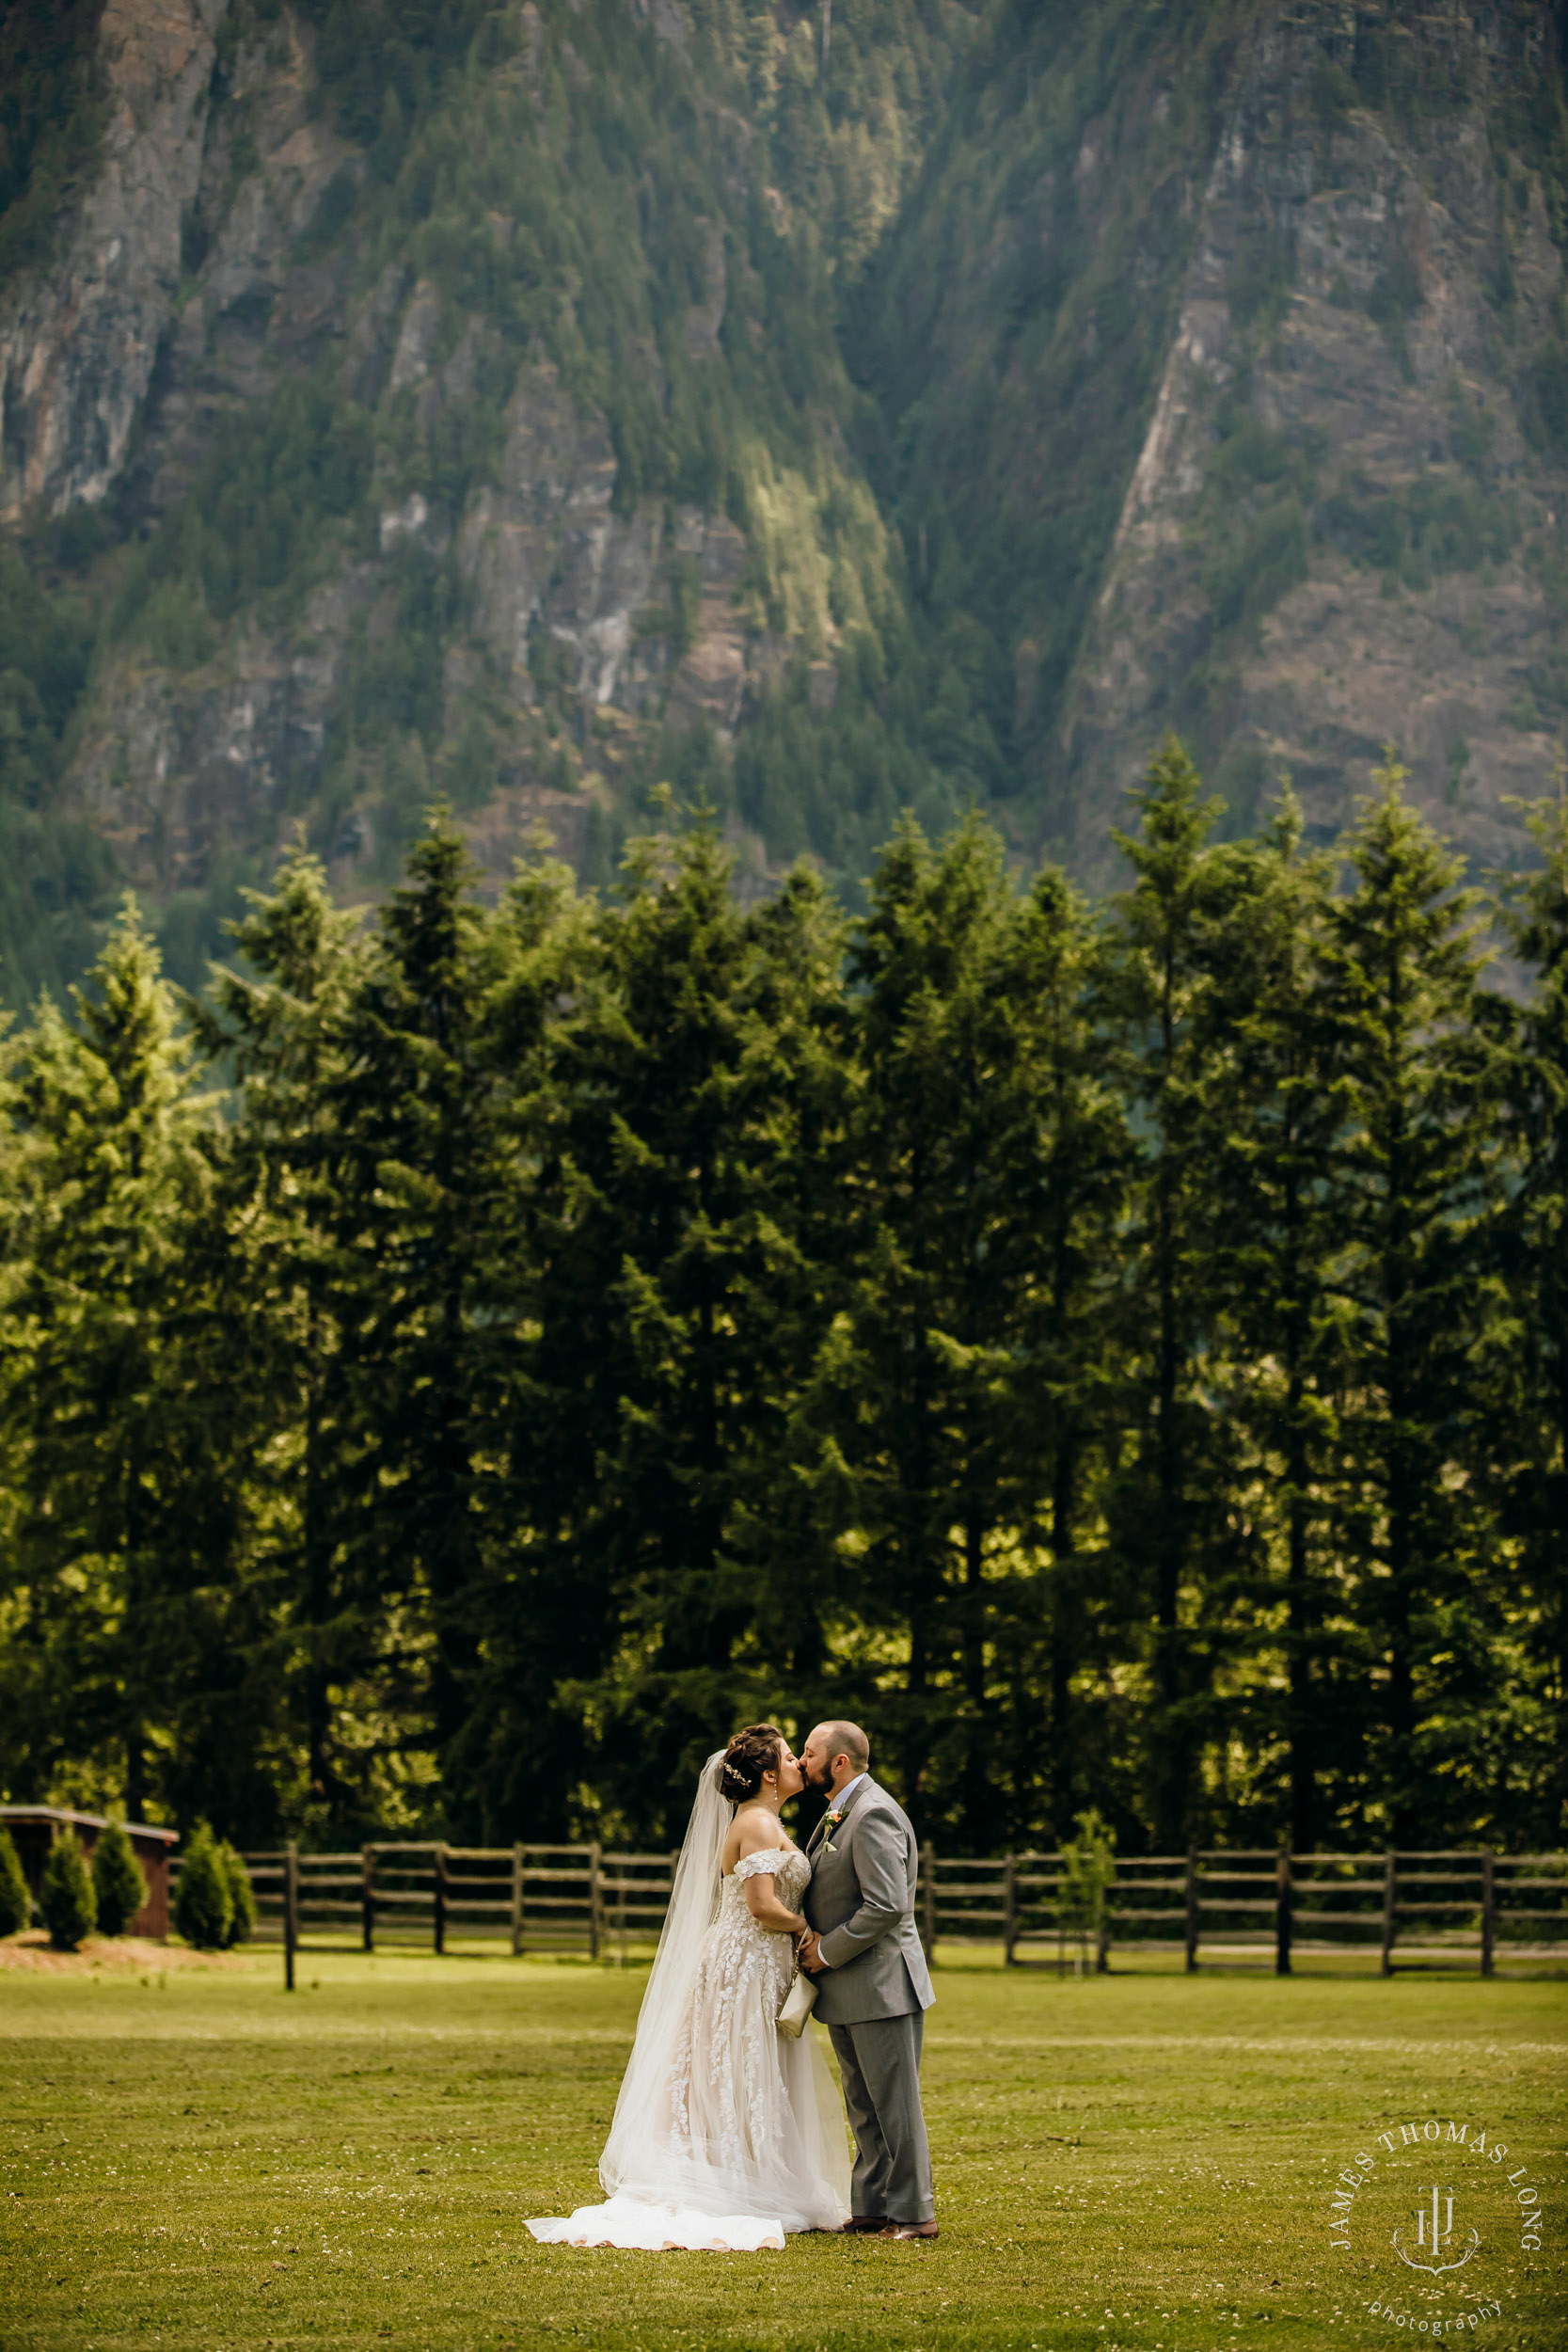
[527, 1724, 851, 2250]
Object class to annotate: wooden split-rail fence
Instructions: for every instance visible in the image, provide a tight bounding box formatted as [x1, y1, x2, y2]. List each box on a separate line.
[220, 1842, 1567, 1985]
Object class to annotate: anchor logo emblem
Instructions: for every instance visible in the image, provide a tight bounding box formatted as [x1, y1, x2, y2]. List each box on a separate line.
[1393, 2185, 1479, 2276]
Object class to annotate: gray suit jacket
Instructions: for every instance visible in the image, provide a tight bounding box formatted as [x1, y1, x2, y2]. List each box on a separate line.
[801, 1777, 935, 2026]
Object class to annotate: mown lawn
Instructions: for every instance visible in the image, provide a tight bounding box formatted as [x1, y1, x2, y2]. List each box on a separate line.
[1, 1947, 1562, 2352]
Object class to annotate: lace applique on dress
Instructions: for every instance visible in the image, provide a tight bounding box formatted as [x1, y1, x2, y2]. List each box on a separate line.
[731, 1849, 787, 1883]
[665, 1848, 813, 2178]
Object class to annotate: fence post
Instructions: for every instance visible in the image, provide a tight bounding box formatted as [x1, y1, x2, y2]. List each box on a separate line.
[1381, 1850, 1397, 1977]
[1275, 1846, 1292, 1977]
[361, 1844, 374, 1954]
[1004, 1852, 1017, 1966]
[923, 1844, 937, 1963]
[1096, 1861, 1111, 1975]
[434, 1843, 447, 1956]
[588, 1841, 602, 1961]
[1184, 1848, 1199, 1974]
[283, 1840, 298, 1993]
[1481, 1850, 1494, 1979]
[511, 1842, 525, 1958]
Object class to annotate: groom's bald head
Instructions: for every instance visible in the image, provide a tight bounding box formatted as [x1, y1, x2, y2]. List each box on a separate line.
[802, 1720, 869, 1792]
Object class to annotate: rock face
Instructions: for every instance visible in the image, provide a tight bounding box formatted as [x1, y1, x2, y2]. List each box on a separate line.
[0, 0, 229, 520]
[459, 364, 666, 721]
[69, 311, 769, 898]
[457, 370, 752, 731]
[1060, 0, 1568, 868]
[131, 4, 358, 513]
[68, 567, 372, 896]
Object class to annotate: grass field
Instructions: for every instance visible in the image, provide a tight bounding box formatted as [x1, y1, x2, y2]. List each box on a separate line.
[1, 1947, 1562, 2352]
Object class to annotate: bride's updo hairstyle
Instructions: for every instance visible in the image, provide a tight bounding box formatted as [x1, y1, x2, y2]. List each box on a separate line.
[716, 1723, 785, 1803]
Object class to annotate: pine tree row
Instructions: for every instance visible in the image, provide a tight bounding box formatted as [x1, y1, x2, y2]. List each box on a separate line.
[0, 743, 1562, 1856]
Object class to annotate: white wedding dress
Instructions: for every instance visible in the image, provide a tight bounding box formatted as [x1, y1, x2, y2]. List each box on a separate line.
[528, 1768, 850, 2251]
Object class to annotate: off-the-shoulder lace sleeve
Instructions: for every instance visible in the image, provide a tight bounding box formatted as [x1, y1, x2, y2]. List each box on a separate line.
[731, 1849, 786, 1883]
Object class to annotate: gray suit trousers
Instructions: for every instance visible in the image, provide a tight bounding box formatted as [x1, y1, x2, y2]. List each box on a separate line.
[827, 2011, 934, 2226]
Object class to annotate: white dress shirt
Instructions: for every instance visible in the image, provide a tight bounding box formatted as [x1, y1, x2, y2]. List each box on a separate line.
[823, 1771, 867, 1819]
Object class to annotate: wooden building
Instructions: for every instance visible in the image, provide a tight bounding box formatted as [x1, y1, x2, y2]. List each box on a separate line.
[0, 1806, 179, 1941]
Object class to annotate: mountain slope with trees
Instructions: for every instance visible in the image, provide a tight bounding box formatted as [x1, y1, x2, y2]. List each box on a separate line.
[0, 0, 983, 1003]
[0, 0, 1565, 1006]
[857, 0, 1568, 870]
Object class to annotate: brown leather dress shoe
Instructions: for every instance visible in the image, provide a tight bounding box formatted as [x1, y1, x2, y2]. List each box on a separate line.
[883, 2220, 939, 2240]
[841, 2216, 889, 2233]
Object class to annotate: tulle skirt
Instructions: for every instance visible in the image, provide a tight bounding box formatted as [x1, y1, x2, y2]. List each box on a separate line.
[528, 1914, 850, 2252]
[526, 2190, 788, 2253]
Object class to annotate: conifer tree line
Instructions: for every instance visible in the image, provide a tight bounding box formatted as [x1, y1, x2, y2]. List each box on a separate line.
[0, 743, 1562, 1859]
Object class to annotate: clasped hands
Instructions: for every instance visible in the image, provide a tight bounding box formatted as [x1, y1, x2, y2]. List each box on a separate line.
[793, 1925, 826, 1973]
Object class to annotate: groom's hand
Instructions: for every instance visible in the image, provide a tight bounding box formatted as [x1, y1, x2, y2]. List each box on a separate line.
[796, 1930, 826, 1973]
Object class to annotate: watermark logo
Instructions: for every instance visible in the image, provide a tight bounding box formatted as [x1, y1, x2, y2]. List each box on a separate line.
[1325, 2116, 1544, 2335]
[1393, 2185, 1478, 2275]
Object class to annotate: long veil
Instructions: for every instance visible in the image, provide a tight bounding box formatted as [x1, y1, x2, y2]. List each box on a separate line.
[598, 1749, 729, 2198]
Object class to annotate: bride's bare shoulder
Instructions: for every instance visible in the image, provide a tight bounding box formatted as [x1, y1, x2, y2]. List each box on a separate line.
[724, 1809, 792, 1867]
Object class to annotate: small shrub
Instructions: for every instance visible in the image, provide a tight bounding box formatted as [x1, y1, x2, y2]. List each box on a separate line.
[1057, 1807, 1117, 1974]
[0, 1827, 30, 1936]
[40, 1830, 97, 1950]
[218, 1842, 258, 1947]
[91, 1820, 149, 1936]
[173, 1822, 233, 1950]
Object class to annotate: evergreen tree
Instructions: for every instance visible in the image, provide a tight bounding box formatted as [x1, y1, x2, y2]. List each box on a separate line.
[1101, 739, 1248, 1850]
[1490, 782, 1568, 1841]
[1321, 762, 1500, 1843]
[326, 811, 515, 1829]
[449, 842, 607, 1839]
[173, 1821, 232, 1949]
[198, 842, 370, 1827]
[4, 904, 220, 1820]
[89, 1819, 148, 1936]
[40, 1828, 95, 1949]
[1205, 792, 1348, 1848]
[536, 814, 846, 1838]
[218, 1841, 258, 1946]
[717, 859, 854, 1707]
[0, 1825, 29, 1936]
[825, 818, 1067, 1846]
[1010, 866, 1130, 1840]
[0, 1001, 26, 1744]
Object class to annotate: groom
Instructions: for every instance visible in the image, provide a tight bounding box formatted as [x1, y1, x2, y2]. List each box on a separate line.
[797, 1721, 937, 2241]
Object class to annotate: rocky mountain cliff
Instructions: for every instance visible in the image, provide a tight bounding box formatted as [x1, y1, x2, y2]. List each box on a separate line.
[1, 0, 1565, 1000]
[858, 0, 1568, 870]
[1062, 1, 1568, 874]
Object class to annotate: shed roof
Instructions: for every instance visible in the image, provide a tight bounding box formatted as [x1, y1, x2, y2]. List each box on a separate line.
[0, 1804, 178, 1846]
